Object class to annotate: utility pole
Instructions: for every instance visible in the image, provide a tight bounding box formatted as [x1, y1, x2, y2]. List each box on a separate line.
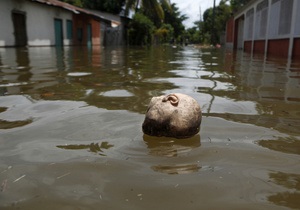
[211, 0, 216, 45]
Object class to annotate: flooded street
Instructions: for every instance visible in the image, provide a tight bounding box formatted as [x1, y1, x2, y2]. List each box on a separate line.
[0, 46, 299, 209]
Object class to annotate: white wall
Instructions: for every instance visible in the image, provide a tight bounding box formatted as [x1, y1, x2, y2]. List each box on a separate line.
[0, 1, 16, 46]
[0, 0, 73, 47]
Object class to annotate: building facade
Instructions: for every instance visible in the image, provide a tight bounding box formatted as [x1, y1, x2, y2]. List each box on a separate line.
[0, 0, 120, 47]
[226, 0, 300, 59]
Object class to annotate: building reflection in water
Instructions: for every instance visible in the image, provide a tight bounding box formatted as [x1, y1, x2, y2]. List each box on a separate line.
[199, 49, 300, 136]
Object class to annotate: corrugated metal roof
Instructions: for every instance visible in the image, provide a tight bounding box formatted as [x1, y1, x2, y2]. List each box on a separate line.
[30, 0, 120, 24]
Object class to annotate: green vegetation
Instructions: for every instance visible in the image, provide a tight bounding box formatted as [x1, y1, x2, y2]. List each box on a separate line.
[127, 13, 155, 45]
[60, 0, 250, 46]
[187, 0, 250, 45]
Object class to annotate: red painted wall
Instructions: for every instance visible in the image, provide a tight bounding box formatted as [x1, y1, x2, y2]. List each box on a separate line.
[73, 14, 101, 46]
[292, 38, 300, 60]
[244, 41, 252, 53]
[233, 18, 239, 49]
[91, 19, 100, 45]
[226, 17, 234, 43]
[253, 40, 265, 54]
[267, 39, 289, 58]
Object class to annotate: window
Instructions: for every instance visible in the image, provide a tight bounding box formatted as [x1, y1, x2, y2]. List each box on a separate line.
[278, 0, 293, 35]
[245, 8, 254, 40]
[255, 0, 268, 39]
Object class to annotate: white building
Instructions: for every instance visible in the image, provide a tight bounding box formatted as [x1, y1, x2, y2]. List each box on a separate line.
[226, 0, 300, 59]
[0, 0, 73, 47]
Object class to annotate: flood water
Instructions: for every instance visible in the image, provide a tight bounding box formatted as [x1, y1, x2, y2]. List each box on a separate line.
[0, 45, 299, 209]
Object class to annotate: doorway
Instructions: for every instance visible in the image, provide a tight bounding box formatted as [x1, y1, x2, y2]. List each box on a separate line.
[12, 11, 28, 47]
[54, 19, 63, 46]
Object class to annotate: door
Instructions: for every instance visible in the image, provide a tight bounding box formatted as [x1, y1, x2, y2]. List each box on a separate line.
[12, 12, 28, 47]
[54, 19, 63, 46]
[87, 24, 92, 47]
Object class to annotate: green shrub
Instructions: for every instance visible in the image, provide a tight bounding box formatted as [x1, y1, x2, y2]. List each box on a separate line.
[128, 13, 155, 45]
[154, 24, 174, 44]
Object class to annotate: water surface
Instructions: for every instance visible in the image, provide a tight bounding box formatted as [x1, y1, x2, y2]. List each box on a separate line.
[0, 46, 299, 209]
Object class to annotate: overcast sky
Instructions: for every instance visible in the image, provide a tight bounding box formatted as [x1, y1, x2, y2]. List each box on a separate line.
[171, 0, 222, 28]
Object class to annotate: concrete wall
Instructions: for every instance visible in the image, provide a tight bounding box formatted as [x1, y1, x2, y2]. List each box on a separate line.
[0, 0, 72, 47]
[227, 0, 300, 58]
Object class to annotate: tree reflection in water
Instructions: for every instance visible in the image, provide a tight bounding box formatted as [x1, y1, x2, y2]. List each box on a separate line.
[57, 142, 114, 156]
[268, 171, 300, 209]
[256, 136, 300, 155]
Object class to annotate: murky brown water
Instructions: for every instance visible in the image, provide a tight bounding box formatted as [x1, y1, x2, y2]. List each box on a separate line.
[0, 46, 299, 209]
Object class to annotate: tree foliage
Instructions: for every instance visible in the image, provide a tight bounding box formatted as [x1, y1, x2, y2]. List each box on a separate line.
[163, 3, 187, 41]
[128, 13, 155, 45]
[125, 0, 171, 27]
[82, 0, 125, 14]
[61, 0, 83, 7]
[59, 0, 126, 14]
[154, 23, 174, 43]
[230, 0, 251, 12]
[189, 0, 233, 45]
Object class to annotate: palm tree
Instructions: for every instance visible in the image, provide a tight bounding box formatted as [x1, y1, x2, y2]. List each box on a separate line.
[125, 0, 171, 22]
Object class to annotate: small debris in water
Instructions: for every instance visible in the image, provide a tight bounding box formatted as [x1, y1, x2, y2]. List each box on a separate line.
[1, 179, 8, 192]
[13, 175, 26, 183]
[56, 172, 71, 179]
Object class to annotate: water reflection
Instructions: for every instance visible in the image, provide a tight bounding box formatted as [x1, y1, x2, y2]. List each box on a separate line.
[151, 164, 201, 175]
[143, 135, 201, 175]
[0, 46, 299, 134]
[268, 171, 300, 209]
[57, 141, 114, 156]
[0, 46, 299, 209]
[0, 118, 32, 129]
[1, 46, 181, 113]
[196, 49, 300, 135]
[143, 134, 200, 157]
[256, 136, 300, 155]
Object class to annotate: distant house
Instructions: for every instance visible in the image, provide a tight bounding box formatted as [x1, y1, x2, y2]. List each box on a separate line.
[225, 0, 300, 59]
[0, 0, 122, 47]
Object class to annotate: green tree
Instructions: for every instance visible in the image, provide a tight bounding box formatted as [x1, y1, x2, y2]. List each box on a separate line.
[128, 13, 155, 45]
[125, 0, 171, 24]
[230, 0, 250, 12]
[61, 0, 83, 7]
[82, 0, 125, 14]
[163, 3, 187, 42]
[154, 23, 174, 43]
[199, 0, 231, 44]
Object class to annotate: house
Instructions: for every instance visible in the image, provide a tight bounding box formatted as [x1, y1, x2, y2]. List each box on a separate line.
[225, 0, 300, 59]
[0, 0, 121, 47]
